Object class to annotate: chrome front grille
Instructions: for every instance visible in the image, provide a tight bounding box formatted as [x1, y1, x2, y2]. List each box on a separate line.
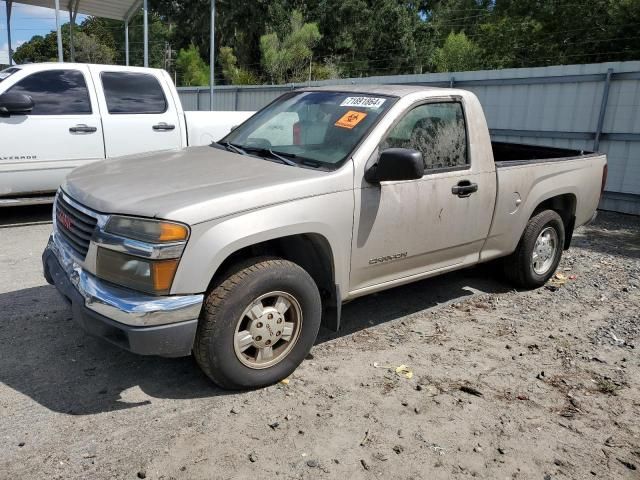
[55, 194, 98, 260]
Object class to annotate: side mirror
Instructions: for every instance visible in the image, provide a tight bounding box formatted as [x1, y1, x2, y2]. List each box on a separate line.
[365, 148, 424, 183]
[0, 92, 34, 116]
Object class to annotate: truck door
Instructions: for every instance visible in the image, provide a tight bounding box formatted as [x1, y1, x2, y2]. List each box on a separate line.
[90, 67, 182, 157]
[350, 100, 497, 293]
[0, 66, 104, 196]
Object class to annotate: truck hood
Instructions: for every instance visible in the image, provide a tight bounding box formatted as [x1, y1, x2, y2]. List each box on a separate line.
[63, 146, 347, 225]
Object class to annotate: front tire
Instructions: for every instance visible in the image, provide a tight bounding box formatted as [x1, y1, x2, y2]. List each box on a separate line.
[504, 209, 565, 289]
[194, 258, 322, 389]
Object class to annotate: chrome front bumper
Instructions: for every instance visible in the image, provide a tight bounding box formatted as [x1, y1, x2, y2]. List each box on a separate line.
[45, 235, 204, 327]
[43, 235, 204, 357]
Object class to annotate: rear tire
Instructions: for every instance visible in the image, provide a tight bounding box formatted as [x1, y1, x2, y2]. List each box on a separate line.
[504, 209, 565, 289]
[194, 258, 321, 389]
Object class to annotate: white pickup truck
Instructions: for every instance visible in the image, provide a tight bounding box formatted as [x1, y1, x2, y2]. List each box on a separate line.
[0, 63, 253, 204]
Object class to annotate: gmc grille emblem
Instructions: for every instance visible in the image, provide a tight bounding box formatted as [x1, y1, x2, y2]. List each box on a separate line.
[57, 208, 73, 230]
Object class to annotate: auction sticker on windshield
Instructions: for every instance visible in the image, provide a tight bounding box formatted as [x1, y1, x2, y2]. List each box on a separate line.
[340, 97, 386, 108]
[335, 111, 368, 129]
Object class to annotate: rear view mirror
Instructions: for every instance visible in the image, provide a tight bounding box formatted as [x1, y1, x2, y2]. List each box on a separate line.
[0, 92, 34, 116]
[365, 148, 424, 183]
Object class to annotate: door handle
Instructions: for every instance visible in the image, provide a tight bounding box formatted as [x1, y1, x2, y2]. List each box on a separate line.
[452, 180, 478, 197]
[152, 122, 175, 131]
[69, 124, 97, 133]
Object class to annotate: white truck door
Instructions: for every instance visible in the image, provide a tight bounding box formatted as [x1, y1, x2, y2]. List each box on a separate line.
[350, 100, 496, 292]
[90, 67, 182, 157]
[0, 66, 104, 196]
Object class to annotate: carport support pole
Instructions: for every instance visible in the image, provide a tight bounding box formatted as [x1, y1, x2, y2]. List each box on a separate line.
[54, 0, 63, 62]
[209, 0, 215, 110]
[143, 0, 148, 67]
[69, 8, 74, 61]
[5, 0, 12, 66]
[125, 21, 129, 66]
[68, 0, 79, 63]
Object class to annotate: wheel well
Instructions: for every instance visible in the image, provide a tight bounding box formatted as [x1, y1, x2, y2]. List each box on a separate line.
[532, 193, 577, 249]
[209, 234, 341, 330]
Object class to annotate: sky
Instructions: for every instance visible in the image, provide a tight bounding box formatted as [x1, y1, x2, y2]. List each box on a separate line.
[1, 1, 86, 62]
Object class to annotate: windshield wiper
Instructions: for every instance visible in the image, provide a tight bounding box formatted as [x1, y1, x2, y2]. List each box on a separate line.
[221, 141, 249, 156]
[244, 147, 298, 166]
[267, 149, 298, 166]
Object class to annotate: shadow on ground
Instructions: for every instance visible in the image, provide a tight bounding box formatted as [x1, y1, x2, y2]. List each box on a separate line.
[0, 265, 509, 416]
[573, 210, 640, 259]
[3, 208, 638, 415]
[0, 204, 53, 227]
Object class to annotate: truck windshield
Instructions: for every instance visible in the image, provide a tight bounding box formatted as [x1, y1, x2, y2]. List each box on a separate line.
[220, 91, 395, 168]
[0, 67, 20, 83]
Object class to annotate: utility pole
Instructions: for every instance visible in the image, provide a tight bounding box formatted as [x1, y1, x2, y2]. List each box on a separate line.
[5, 0, 13, 66]
[125, 21, 129, 65]
[209, 0, 215, 110]
[54, 0, 63, 62]
[143, 0, 149, 67]
[68, 0, 79, 62]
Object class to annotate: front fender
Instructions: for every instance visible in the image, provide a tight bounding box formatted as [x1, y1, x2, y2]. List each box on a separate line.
[171, 191, 354, 296]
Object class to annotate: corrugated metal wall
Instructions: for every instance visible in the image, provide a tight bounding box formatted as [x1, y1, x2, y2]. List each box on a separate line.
[178, 61, 640, 214]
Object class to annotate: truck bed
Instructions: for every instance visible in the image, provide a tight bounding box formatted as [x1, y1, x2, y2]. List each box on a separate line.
[491, 141, 592, 166]
[483, 141, 606, 264]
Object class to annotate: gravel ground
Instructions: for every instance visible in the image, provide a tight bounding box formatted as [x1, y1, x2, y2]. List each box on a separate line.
[0, 207, 639, 480]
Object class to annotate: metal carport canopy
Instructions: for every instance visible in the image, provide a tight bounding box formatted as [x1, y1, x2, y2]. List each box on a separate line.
[15, 0, 141, 20]
[4, 0, 146, 66]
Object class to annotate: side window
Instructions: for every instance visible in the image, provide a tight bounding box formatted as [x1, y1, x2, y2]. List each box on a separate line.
[7, 69, 92, 115]
[101, 72, 167, 114]
[381, 102, 468, 171]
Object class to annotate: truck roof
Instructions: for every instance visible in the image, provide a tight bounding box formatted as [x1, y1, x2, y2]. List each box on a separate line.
[303, 84, 448, 97]
[7, 62, 164, 73]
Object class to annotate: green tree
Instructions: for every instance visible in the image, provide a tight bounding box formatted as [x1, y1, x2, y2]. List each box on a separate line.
[311, 57, 340, 81]
[219, 46, 258, 85]
[73, 32, 115, 64]
[11, 0, 640, 81]
[260, 10, 321, 84]
[175, 44, 209, 86]
[13, 28, 67, 63]
[152, 0, 273, 82]
[433, 32, 483, 72]
[12, 35, 48, 63]
[13, 14, 169, 68]
[302, 0, 424, 77]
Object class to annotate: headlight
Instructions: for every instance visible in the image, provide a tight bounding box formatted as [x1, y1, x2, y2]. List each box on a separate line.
[96, 216, 189, 295]
[96, 248, 179, 295]
[105, 216, 189, 243]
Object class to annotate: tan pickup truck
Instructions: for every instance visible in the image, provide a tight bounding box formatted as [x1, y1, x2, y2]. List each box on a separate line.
[42, 85, 607, 389]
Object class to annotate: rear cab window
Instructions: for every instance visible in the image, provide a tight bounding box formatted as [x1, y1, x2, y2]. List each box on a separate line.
[381, 101, 469, 172]
[5, 69, 92, 115]
[101, 72, 168, 114]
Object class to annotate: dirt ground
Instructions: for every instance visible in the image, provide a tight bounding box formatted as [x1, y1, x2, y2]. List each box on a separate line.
[1, 208, 639, 480]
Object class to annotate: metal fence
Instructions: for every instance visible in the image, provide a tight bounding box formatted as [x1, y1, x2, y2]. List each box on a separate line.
[178, 61, 640, 214]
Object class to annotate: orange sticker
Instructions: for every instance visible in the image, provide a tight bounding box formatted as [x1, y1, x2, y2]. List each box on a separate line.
[335, 110, 367, 129]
